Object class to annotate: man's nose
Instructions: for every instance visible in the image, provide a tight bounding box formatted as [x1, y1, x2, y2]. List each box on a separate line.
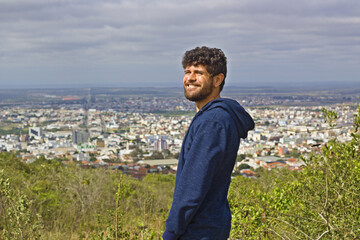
[188, 72, 196, 80]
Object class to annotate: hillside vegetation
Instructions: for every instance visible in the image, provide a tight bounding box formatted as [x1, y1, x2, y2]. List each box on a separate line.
[1, 106, 359, 239]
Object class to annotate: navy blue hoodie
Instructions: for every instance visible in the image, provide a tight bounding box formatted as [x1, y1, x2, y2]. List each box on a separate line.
[163, 98, 255, 240]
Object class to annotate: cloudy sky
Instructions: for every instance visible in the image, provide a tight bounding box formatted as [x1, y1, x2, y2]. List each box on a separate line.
[1, 0, 359, 89]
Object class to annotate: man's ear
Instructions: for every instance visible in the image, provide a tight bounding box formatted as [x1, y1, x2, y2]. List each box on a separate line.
[213, 73, 225, 88]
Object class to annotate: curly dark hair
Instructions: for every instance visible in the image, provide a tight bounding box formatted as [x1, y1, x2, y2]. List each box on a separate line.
[182, 46, 227, 91]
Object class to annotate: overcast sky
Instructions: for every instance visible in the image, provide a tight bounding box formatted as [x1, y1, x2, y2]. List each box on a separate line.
[1, 0, 359, 89]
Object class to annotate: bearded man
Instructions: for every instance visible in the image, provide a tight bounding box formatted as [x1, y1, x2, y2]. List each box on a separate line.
[163, 46, 255, 240]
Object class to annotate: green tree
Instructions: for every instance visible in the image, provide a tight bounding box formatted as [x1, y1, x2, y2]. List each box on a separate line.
[148, 151, 164, 160]
[161, 149, 172, 159]
[237, 163, 251, 171]
[130, 148, 143, 161]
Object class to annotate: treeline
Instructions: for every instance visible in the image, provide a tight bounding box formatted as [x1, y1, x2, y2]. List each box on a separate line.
[1, 106, 360, 239]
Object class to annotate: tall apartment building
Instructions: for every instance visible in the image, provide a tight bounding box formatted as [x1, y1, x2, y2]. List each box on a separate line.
[72, 130, 89, 144]
[154, 137, 168, 151]
[29, 127, 43, 140]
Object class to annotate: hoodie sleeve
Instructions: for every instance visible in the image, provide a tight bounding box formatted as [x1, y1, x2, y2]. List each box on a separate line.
[164, 119, 229, 238]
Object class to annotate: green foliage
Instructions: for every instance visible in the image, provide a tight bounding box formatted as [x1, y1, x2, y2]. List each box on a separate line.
[237, 163, 250, 171]
[148, 151, 164, 160]
[0, 124, 28, 135]
[0, 170, 43, 240]
[161, 149, 172, 159]
[322, 108, 338, 127]
[0, 153, 174, 239]
[229, 105, 360, 239]
[130, 148, 143, 161]
[236, 154, 246, 162]
[285, 148, 301, 158]
[229, 168, 296, 239]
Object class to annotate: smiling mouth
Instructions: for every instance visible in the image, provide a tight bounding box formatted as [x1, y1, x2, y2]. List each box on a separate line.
[185, 84, 201, 89]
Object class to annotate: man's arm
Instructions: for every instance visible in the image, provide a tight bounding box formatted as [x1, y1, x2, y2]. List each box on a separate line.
[164, 119, 228, 239]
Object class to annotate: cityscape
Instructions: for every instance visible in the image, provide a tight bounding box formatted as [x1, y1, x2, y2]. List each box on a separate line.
[0, 87, 359, 178]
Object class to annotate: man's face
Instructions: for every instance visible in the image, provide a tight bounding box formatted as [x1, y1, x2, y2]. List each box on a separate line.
[183, 65, 214, 102]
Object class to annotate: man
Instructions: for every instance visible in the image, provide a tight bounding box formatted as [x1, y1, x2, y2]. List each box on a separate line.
[163, 46, 255, 240]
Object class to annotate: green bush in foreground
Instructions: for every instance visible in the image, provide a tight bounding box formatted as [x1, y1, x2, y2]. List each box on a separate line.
[0, 154, 175, 239]
[228, 106, 360, 239]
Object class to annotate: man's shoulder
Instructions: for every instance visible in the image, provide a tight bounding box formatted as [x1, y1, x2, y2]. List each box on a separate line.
[193, 107, 234, 129]
[201, 105, 233, 121]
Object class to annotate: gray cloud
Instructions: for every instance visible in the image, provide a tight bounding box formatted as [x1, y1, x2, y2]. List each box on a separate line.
[0, 0, 359, 87]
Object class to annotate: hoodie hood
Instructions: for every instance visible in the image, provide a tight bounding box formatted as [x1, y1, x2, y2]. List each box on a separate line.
[199, 98, 255, 138]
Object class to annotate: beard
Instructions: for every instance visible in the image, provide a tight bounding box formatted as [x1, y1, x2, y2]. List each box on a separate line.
[184, 80, 214, 102]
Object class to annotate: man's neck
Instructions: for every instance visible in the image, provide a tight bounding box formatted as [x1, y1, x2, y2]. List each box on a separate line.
[195, 94, 221, 112]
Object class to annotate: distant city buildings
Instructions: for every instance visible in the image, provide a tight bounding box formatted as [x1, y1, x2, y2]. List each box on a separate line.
[72, 130, 89, 144]
[0, 92, 358, 178]
[154, 137, 168, 151]
[29, 127, 43, 140]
